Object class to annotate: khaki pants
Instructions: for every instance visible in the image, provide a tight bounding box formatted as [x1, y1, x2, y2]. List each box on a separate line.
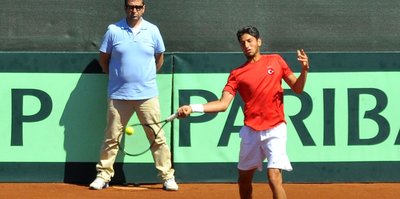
[95, 97, 175, 182]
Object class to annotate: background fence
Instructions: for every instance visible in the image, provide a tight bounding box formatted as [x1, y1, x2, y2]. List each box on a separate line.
[1, 0, 400, 52]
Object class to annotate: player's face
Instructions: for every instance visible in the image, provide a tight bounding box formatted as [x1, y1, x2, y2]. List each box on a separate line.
[125, 0, 145, 20]
[239, 33, 261, 58]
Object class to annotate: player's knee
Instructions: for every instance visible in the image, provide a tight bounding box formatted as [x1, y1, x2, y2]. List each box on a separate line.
[267, 169, 282, 186]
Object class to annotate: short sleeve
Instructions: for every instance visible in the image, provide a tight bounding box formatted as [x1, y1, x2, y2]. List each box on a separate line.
[99, 25, 114, 54]
[223, 71, 238, 96]
[277, 55, 293, 78]
[153, 26, 165, 53]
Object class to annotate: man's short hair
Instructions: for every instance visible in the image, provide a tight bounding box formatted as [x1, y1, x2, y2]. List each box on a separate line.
[125, 0, 145, 7]
[236, 26, 260, 41]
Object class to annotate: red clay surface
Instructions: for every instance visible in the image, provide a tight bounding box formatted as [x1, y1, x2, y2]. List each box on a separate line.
[0, 183, 399, 199]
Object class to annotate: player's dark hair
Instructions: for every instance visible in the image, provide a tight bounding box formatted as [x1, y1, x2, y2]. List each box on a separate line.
[125, 0, 145, 7]
[236, 26, 260, 41]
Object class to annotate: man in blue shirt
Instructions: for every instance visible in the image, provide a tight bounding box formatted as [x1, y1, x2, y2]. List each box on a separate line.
[89, 0, 178, 191]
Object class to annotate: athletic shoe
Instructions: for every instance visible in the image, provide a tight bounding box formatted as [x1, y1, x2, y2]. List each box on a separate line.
[89, 178, 109, 190]
[163, 177, 179, 191]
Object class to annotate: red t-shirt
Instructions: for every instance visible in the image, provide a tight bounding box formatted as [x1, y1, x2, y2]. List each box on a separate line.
[223, 54, 293, 131]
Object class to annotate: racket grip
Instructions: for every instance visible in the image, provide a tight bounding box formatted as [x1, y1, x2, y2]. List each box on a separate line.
[165, 112, 178, 122]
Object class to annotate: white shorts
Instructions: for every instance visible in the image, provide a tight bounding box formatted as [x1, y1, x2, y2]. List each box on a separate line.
[237, 123, 293, 172]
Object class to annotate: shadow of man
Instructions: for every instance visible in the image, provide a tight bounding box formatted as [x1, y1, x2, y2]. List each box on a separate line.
[60, 58, 126, 185]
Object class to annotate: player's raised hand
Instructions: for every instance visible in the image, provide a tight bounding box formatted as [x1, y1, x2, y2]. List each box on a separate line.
[297, 49, 309, 71]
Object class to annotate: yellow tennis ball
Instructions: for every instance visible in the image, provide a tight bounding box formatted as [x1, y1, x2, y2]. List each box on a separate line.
[125, 126, 134, 135]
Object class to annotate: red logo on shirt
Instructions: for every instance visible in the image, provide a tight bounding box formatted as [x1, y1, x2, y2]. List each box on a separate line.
[267, 67, 274, 75]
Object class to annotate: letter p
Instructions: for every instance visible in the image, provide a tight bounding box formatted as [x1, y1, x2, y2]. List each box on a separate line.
[11, 89, 52, 146]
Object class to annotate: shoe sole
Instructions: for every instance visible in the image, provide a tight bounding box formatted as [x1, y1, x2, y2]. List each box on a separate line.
[163, 187, 179, 191]
[89, 184, 109, 190]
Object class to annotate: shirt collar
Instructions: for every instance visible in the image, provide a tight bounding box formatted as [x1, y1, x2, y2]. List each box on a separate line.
[120, 17, 149, 31]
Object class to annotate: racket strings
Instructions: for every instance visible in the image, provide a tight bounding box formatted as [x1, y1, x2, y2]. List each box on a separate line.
[118, 121, 169, 156]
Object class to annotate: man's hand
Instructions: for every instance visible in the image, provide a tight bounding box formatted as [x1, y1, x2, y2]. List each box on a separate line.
[297, 49, 309, 71]
[177, 105, 193, 118]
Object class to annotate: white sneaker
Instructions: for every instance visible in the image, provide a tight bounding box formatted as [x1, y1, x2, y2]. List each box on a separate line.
[163, 177, 179, 191]
[89, 178, 109, 190]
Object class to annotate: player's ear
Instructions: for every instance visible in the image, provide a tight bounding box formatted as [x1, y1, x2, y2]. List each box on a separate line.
[257, 38, 262, 47]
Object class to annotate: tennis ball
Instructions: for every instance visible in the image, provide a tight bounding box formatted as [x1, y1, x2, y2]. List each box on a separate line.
[125, 126, 134, 135]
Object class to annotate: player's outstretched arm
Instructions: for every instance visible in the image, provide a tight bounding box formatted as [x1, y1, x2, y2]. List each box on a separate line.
[177, 91, 234, 118]
[203, 91, 234, 112]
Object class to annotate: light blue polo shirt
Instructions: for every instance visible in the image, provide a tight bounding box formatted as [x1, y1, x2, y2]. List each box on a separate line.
[99, 18, 165, 100]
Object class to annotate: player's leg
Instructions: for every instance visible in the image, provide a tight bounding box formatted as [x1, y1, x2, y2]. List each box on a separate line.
[238, 169, 256, 199]
[267, 168, 286, 199]
[134, 97, 177, 190]
[262, 123, 292, 199]
[237, 126, 264, 198]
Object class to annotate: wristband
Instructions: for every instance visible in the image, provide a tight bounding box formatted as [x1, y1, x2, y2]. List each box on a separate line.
[190, 104, 204, 113]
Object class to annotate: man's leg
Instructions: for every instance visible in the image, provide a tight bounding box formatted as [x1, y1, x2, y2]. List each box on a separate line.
[238, 169, 256, 199]
[134, 97, 177, 190]
[267, 168, 287, 199]
[92, 100, 134, 186]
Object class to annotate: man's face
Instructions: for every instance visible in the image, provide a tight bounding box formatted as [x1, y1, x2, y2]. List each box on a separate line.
[239, 33, 261, 58]
[125, 0, 145, 20]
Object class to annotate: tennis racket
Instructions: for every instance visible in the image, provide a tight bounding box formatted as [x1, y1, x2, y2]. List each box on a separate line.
[117, 113, 178, 156]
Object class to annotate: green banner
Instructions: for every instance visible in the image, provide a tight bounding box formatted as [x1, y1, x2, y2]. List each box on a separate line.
[173, 72, 400, 163]
[1, 52, 399, 183]
[0, 73, 172, 163]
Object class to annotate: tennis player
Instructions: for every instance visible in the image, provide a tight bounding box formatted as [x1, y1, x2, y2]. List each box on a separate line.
[177, 26, 309, 199]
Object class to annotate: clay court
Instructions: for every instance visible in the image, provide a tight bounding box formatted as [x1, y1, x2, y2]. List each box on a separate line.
[0, 182, 399, 199]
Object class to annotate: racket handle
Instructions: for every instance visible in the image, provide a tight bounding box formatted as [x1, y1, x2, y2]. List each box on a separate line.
[165, 112, 178, 122]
